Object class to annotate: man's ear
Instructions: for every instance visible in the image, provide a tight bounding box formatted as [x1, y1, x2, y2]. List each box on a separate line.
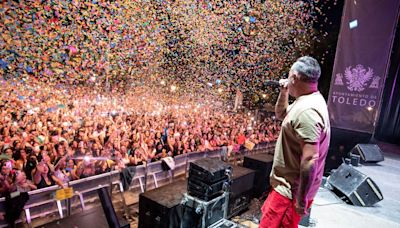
[293, 72, 301, 84]
[290, 73, 297, 84]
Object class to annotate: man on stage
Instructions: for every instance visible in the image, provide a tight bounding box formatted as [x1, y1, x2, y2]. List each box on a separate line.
[260, 56, 331, 228]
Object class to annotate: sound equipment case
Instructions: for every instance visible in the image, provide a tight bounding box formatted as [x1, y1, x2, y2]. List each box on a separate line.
[188, 176, 229, 201]
[181, 192, 229, 228]
[209, 219, 241, 228]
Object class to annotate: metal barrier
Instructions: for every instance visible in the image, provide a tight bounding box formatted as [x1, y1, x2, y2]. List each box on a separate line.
[0, 170, 125, 227]
[130, 165, 146, 193]
[145, 142, 275, 190]
[68, 170, 123, 211]
[206, 149, 223, 159]
[0, 141, 276, 227]
[24, 185, 65, 225]
[187, 151, 207, 166]
[173, 154, 188, 178]
[145, 160, 173, 190]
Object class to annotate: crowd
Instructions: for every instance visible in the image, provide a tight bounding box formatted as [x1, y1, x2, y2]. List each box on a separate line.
[0, 1, 335, 225]
[0, 78, 281, 196]
[0, 0, 331, 101]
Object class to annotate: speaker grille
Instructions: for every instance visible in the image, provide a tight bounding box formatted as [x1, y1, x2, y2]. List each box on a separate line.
[328, 163, 367, 196]
[351, 144, 384, 163]
[328, 164, 383, 206]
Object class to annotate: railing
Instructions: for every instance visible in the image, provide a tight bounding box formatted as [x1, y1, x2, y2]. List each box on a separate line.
[0, 171, 125, 228]
[68, 170, 124, 211]
[0, 141, 276, 227]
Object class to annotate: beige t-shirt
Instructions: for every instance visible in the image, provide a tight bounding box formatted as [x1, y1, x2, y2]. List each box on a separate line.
[270, 91, 330, 201]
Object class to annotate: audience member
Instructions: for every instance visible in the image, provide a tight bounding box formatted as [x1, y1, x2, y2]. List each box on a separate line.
[0, 78, 280, 193]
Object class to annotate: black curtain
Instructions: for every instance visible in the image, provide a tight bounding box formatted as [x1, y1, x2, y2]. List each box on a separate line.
[375, 16, 400, 145]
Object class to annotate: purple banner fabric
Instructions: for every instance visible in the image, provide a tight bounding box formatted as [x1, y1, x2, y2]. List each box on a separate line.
[328, 0, 400, 133]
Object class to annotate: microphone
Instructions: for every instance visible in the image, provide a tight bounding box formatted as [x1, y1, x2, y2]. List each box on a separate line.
[265, 80, 280, 87]
[265, 79, 289, 87]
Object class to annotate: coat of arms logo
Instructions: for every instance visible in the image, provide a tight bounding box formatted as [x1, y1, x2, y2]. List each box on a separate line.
[343, 64, 375, 92]
[334, 65, 381, 91]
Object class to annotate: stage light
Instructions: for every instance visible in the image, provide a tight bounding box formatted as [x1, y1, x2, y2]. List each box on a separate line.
[84, 156, 90, 162]
[171, 85, 177, 92]
[349, 19, 358, 29]
[367, 107, 373, 111]
[262, 94, 267, 98]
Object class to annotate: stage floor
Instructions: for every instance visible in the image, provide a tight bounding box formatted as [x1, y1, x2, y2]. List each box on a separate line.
[301, 141, 400, 228]
[31, 142, 400, 228]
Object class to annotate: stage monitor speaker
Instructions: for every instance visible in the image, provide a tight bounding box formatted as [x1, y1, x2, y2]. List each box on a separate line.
[328, 163, 383, 206]
[350, 144, 384, 163]
[243, 153, 273, 198]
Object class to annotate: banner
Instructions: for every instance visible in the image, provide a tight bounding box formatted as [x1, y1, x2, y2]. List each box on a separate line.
[328, 0, 400, 133]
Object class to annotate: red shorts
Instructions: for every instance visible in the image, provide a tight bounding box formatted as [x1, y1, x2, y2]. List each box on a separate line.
[259, 189, 312, 228]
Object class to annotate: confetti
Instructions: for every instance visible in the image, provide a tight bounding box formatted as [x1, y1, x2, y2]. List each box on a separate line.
[0, 0, 333, 105]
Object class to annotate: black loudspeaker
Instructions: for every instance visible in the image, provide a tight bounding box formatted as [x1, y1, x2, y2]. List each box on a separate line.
[325, 128, 372, 174]
[139, 179, 187, 228]
[328, 164, 383, 206]
[350, 144, 384, 163]
[243, 153, 274, 198]
[228, 165, 255, 218]
[188, 158, 231, 201]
